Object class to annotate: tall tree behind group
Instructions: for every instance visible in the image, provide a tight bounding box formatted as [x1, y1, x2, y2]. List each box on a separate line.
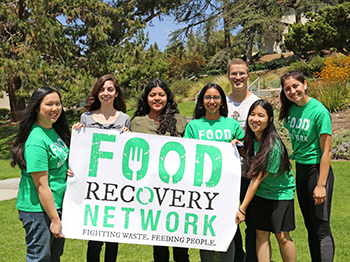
[0, 0, 180, 122]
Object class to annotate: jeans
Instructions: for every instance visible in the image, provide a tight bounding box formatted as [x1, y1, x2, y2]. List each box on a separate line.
[18, 209, 65, 262]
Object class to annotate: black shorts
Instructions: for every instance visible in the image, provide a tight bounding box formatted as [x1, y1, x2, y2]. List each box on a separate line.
[249, 195, 295, 233]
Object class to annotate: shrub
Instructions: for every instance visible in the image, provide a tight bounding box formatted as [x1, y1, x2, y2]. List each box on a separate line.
[167, 53, 207, 81]
[0, 108, 10, 121]
[289, 56, 325, 76]
[310, 55, 350, 111]
[331, 130, 350, 160]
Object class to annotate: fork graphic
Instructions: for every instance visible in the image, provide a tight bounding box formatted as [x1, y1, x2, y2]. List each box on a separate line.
[122, 137, 149, 181]
[129, 146, 143, 179]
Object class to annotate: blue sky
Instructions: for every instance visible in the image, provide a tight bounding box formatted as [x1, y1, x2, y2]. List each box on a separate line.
[145, 17, 180, 51]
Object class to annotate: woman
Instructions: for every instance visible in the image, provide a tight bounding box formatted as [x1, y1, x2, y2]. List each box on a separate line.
[235, 99, 296, 262]
[72, 74, 130, 262]
[184, 83, 244, 262]
[10, 86, 70, 261]
[130, 79, 189, 262]
[279, 70, 334, 262]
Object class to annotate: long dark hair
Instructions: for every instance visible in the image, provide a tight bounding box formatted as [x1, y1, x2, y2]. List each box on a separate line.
[279, 70, 306, 122]
[193, 83, 228, 119]
[244, 99, 291, 179]
[133, 79, 180, 136]
[84, 74, 126, 113]
[10, 86, 71, 169]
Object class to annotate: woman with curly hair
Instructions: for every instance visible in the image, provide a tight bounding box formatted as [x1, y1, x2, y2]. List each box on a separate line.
[279, 70, 334, 262]
[10, 86, 70, 261]
[130, 79, 188, 262]
[72, 74, 130, 262]
[184, 83, 244, 262]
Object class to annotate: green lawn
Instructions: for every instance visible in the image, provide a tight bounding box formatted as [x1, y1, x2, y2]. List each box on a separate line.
[1, 161, 349, 261]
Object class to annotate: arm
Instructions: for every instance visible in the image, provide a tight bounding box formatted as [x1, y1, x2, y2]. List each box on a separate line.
[236, 171, 268, 224]
[31, 171, 64, 238]
[313, 133, 331, 205]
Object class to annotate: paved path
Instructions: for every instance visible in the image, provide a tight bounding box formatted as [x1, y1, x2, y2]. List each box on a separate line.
[0, 177, 20, 201]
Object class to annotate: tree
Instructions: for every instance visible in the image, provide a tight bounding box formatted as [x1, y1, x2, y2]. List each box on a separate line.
[0, 0, 181, 121]
[280, 0, 336, 24]
[168, 0, 285, 63]
[227, 0, 285, 62]
[284, 2, 350, 57]
[114, 31, 169, 92]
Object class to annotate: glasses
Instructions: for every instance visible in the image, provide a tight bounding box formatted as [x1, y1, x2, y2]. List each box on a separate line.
[204, 95, 221, 102]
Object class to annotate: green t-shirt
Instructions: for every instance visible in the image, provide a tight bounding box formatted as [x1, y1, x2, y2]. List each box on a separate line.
[283, 98, 332, 164]
[184, 116, 244, 142]
[254, 141, 295, 200]
[16, 123, 69, 212]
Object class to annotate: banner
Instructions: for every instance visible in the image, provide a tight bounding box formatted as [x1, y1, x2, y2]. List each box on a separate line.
[62, 128, 241, 251]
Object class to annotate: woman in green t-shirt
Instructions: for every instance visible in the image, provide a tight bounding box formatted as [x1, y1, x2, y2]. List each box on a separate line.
[235, 99, 296, 262]
[130, 79, 189, 262]
[10, 86, 71, 261]
[279, 70, 334, 262]
[184, 83, 244, 262]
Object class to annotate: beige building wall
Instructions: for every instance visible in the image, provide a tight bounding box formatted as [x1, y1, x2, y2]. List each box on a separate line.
[261, 8, 311, 54]
[0, 91, 10, 109]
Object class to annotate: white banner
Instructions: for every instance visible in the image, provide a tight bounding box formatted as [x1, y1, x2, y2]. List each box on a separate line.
[62, 128, 241, 251]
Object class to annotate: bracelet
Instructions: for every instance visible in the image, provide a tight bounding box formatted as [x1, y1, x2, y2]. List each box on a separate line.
[238, 208, 246, 216]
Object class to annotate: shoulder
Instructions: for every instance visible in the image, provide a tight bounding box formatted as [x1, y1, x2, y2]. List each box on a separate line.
[131, 116, 146, 124]
[175, 114, 187, 124]
[222, 116, 240, 125]
[247, 93, 260, 103]
[307, 98, 331, 119]
[119, 112, 131, 121]
[309, 98, 329, 111]
[80, 111, 92, 121]
[130, 116, 149, 129]
[26, 125, 47, 146]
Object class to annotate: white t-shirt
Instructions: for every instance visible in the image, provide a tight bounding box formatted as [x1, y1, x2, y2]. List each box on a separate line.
[226, 93, 260, 133]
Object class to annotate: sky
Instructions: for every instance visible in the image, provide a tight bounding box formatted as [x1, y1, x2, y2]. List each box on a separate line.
[145, 17, 181, 51]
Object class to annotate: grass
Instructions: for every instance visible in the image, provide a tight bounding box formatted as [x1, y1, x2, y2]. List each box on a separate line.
[1, 161, 349, 261]
[178, 102, 195, 117]
[0, 122, 18, 160]
[0, 159, 20, 180]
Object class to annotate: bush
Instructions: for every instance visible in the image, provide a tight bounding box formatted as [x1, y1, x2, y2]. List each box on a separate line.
[310, 55, 350, 111]
[332, 130, 350, 160]
[0, 108, 10, 121]
[289, 56, 325, 76]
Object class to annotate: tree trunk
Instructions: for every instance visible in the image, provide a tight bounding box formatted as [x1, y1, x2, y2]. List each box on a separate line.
[246, 35, 255, 63]
[223, 0, 232, 64]
[8, 76, 25, 122]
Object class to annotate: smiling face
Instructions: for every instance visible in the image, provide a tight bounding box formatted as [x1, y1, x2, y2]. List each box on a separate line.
[248, 105, 270, 141]
[228, 64, 250, 92]
[203, 87, 222, 120]
[147, 86, 167, 116]
[283, 76, 308, 106]
[98, 80, 118, 106]
[36, 92, 62, 129]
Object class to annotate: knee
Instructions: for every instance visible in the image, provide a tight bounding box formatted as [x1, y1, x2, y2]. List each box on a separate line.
[256, 230, 270, 242]
[275, 232, 293, 245]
